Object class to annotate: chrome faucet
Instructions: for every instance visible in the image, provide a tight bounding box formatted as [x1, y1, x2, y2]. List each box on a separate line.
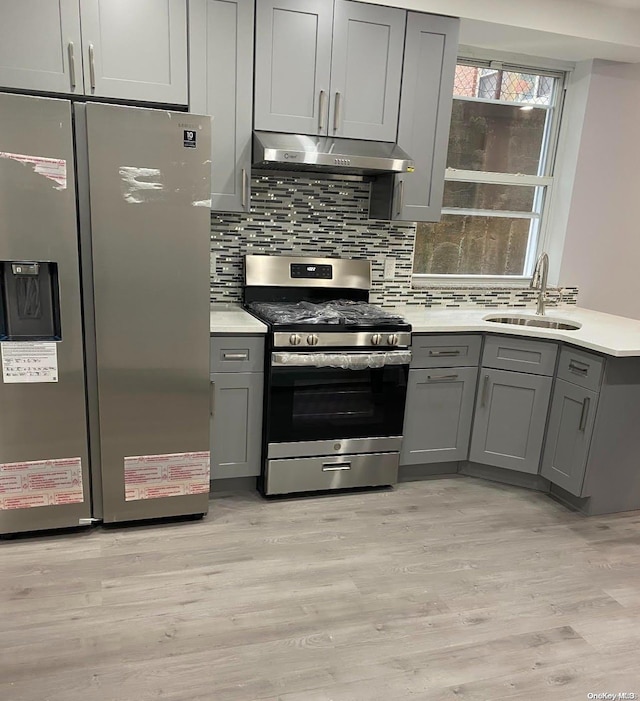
[530, 252, 549, 316]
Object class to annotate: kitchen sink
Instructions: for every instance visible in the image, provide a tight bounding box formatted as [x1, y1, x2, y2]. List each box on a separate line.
[484, 314, 582, 331]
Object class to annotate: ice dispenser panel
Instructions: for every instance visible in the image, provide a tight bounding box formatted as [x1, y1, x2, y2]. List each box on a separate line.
[0, 261, 61, 340]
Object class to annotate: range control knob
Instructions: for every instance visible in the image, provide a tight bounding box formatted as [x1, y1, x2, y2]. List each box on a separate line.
[289, 333, 302, 346]
[387, 334, 399, 346]
[371, 333, 383, 346]
[307, 334, 319, 346]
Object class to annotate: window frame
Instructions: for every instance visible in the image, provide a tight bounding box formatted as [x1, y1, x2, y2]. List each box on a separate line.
[412, 58, 567, 287]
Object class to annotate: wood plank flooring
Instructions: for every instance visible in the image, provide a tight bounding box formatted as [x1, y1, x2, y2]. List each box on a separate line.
[2, 477, 640, 701]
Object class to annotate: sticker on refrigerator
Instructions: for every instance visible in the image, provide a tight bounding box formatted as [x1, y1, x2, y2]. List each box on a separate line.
[1, 342, 58, 383]
[183, 130, 197, 148]
[0, 151, 67, 190]
[124, 451, 210, 501]
[0, 457, 84, 510]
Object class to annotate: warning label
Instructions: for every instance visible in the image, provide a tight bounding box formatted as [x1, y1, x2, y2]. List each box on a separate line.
[0, 457, 84, 510]
[124, 451, 210, 502]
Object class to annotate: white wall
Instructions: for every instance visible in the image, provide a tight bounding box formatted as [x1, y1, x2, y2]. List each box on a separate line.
[558, 60, 640, 319]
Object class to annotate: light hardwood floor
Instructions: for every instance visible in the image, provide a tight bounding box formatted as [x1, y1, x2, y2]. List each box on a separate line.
[2, 477, 640, 701]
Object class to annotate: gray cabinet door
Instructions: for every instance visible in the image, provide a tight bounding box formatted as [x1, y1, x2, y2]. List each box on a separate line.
[540, 379, 597, 496]
[401, 367, 478, 466]
[210, 372, 264, 479]
[391, 13, 459, 222]
[254, 0, 333, 135]
[0, 0, 83, 94]
[328, 1, 405, 141]
[469, 368, 552, 474]
[79, 0, 188, 104]
[189, 0, 253, 212]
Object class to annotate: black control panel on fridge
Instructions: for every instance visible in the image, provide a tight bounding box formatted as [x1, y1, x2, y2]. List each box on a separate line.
[290, 263, 333, 280]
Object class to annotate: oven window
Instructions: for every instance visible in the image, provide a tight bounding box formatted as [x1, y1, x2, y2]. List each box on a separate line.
[268, 364, 408, 443]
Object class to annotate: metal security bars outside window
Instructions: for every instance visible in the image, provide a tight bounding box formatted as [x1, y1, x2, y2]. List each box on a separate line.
[412, 60, 566, 282]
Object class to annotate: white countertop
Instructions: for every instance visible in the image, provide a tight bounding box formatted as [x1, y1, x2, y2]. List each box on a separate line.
[210, 305, 267, 334]
[394, 306, 640, 357]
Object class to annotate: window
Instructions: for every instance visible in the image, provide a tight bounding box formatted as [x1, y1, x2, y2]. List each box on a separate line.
[413, 61, 565, 281]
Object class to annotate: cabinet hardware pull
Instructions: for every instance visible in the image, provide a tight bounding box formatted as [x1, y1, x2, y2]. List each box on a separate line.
[210, 382, 215, 417]
[569, 361, 589, 375]
[481, 374, 490, 407]
[68, 42, 76, 89]
[88, 43, 96, 91]
[241, 168, 248, 209]
[396, 179, 404, 217]
[322, 462, 351, 471]
[426, 374, 459, 381]
[579, 397, 590, 431]
[223, 353, 249, 360]
[428, 349, 460, 357]
[318, 90, 326, 131]
[333, 91, 342, 132]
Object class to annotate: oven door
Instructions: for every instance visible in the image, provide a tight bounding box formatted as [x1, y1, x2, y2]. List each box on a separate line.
[267, 350, 410, 445]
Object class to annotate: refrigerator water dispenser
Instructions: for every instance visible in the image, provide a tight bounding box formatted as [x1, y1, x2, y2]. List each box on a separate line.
[0, 261, 61, 340]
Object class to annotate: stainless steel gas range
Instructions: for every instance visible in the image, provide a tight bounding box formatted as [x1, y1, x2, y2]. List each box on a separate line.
[243, 254, 411, 496]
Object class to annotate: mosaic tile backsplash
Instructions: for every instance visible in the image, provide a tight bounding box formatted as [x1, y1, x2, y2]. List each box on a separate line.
[210, 175, 578, 309]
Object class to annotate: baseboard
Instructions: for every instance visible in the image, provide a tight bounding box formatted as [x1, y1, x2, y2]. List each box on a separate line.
[459, 462, 551, 492]
[398, 463, 460, 482]
[209, 477, 258, 493]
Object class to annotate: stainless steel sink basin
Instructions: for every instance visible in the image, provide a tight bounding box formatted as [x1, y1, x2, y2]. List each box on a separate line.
[484, 314, 582, 331]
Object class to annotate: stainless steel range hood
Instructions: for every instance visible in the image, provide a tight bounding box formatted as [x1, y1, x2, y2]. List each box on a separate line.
[252, 131, 414, 176]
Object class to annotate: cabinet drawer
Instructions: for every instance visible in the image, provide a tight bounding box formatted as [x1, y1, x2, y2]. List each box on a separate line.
[482, 336, 557, 376]
[411, 334, 481, 368]
[556, 347, 604, 392]
[210, 335, 264, 373]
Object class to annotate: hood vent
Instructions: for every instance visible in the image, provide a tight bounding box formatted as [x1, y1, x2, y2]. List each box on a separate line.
[252, 131, 414, 176]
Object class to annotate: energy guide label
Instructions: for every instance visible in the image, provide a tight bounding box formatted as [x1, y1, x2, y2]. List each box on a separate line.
[1, 342, 58, 383]
[124, 451, 210, 501]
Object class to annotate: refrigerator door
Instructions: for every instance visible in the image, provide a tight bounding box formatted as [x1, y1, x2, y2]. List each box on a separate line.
[0, 93, 91, 534]
[84, 103, 211, 523]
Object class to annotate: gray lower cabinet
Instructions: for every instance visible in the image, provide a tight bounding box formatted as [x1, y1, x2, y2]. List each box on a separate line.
[469, 368, 552, 474]
[401, 366, 478, 465]
[210, 371, 263, 479]
[189, 0, 253, 212]
[0, 0, 187, 104]
[254, 0, 405, 141]
[369, 13, 459, 221]
[540, 379, 598, 495]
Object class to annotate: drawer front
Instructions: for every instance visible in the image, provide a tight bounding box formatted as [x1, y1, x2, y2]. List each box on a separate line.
[411, 334, 482, 368]
[265, 452, 399, 495]
[482, 336, 557, 376]
[210, 335, 264, 373]
[556, 347, 604, 392]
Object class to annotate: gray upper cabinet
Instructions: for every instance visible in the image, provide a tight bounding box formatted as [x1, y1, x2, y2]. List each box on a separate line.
[371, 13, 459, 221]
[328, 1, 405, 141]
[540, 379, 598, 496]
[469, 368, 552, 474]
[0, 0, 82, 94]
[0, 0, 188, 104]
[189, 0, 253, 212]
[79, 0, 188, 104]
[401, 366, 478, 465]
[254, 0, 405, 140]
[254, 0, 333, 135]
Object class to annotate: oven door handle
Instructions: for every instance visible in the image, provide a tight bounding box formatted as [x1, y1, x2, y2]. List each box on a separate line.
[271, 350, 411, 369]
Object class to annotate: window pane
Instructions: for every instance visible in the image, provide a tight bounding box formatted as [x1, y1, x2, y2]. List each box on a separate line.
[454, 65, 556, 106]
[443, 182, 536, 212]
[447, 100, 547, 175]
[414, 215, 531, 276]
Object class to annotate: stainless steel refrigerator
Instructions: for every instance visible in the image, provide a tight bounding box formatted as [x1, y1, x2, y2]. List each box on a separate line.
[0, 92, 211, 534]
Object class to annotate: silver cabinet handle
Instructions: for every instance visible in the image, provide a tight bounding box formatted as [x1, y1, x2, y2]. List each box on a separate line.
[425, 374, 459, 382]
[322, 462, 351, 472]
[88, 43, 96, 91]
[579, 397, 590, 431]
[210, 382, 215, 417]
[569, 360, 589, 375]
[318, 90, 326, 132]
[241, 168, 248, 210]
[481, 374, 490, 407]
[223, 352, 249, 361]
[68, 42, 76, 90]
[333, 91, 342, 132]
[396, 179, 404, 217]
[428, 349, 460, 357]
